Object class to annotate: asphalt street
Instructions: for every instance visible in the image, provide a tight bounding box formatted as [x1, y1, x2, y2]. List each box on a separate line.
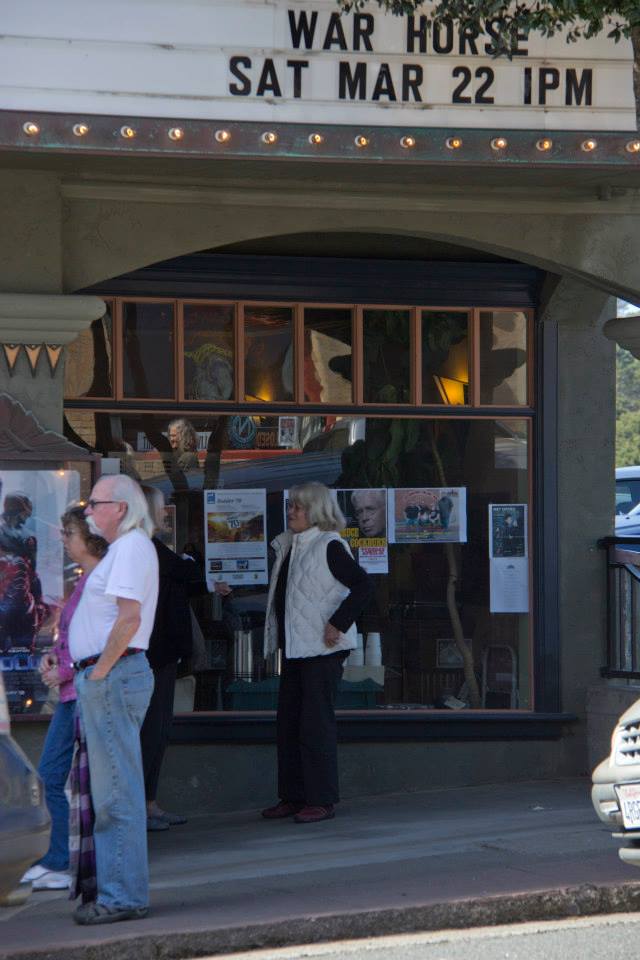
[207, 914, 640, 960]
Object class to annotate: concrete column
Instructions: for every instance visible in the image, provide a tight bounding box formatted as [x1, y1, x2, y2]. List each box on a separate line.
[0, 293, 105, 432]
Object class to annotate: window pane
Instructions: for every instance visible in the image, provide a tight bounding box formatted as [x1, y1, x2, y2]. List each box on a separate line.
[479, 311, 528, 405]
[304, 308, 352, 403]
[123, 302, 175, 399]
[64, 306, 113, 398]
[422, 311, 469, 405]
[65, 411, 532, 713]
[183, 303, 234, 401]
[363, 310, 410, 403]
[244, 306, 293, 402]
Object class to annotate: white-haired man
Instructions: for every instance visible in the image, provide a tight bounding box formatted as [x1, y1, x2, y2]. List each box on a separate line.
[69, 474, 158, 925]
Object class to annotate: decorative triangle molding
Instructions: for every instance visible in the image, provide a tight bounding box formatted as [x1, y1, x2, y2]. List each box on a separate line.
[24, 344, 42, 376]
[44, 344, 63, 376]
[2, 344, 20, 375]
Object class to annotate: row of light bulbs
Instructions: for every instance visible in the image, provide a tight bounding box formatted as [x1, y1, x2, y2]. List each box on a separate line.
[20, 120, 640, 155]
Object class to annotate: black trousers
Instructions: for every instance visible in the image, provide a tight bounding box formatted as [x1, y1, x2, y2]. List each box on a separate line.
[140, 661, 177, 802]
[277, 652, 345, 807]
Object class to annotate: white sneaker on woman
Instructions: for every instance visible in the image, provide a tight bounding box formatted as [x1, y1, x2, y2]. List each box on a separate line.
[19, 864, 49, 884]
[32, 870, 71, 890]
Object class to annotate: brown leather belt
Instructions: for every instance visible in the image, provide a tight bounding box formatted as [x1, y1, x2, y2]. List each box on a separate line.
[73, 647, 144, 671]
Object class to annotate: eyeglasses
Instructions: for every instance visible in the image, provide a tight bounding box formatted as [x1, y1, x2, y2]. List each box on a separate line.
[86, 499, 116, 510]
[60, 528, 75, 539]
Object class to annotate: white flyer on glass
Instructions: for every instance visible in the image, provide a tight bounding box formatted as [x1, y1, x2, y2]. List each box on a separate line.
[489, 503, 529, 613]
[204, 488, 268, 587]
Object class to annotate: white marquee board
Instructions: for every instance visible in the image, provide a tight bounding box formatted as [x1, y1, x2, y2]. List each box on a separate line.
[0, 0, 634, 130]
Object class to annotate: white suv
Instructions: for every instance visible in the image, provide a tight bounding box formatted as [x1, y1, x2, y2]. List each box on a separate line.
[592, 697, 640, 866]
[616, 466, 640, 520]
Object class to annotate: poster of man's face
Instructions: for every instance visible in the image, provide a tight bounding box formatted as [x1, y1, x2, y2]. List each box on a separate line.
[338, 489, 387, 539]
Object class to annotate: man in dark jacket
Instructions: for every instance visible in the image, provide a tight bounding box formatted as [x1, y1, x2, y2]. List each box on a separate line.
[140, 486, 229, 830]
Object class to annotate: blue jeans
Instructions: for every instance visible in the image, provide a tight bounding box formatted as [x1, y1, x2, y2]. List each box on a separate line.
[75, 654, 154, 910]
[37, 699, 76, 871]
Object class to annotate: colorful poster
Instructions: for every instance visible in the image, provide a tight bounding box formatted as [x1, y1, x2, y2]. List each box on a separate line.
[278, 416, 299, 448]
[336, 488, 388, 574]
[489, 504, 529, 612]
[204, 488, 268, 587]
[0, 469, 81, 715]
[388, 488, 467, 544]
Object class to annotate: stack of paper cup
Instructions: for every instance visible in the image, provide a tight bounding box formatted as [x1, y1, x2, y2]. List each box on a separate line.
[365, 632, 382, 666]
[347, 633, 365, 666]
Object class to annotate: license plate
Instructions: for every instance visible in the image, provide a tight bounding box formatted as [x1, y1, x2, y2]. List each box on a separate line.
[614, 782, 640, 830]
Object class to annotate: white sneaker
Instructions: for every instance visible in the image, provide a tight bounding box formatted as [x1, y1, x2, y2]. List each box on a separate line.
[19, 864, 49, 884]
[32, 870, 71, 890]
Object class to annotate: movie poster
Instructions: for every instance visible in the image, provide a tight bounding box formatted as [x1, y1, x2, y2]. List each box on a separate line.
[0, 469, 81, 714]
[336, 488, 388, 574]
[388, 488, 467, 544]
[204, 488, 268, 587]
[489, 504, 529, 613]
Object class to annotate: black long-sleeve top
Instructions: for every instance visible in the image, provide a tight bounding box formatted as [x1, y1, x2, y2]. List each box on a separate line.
[274, 540, 373, 650]
[147, 537, 209, 669]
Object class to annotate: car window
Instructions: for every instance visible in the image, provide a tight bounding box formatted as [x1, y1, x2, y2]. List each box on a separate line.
[616, 479, 640, 515]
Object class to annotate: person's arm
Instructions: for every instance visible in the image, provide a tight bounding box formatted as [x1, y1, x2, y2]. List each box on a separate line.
[89, 597, 141, 680]
[324, 540, 373, 647]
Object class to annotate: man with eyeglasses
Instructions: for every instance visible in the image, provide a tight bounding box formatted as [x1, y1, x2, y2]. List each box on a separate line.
[68, 474, 158, 926]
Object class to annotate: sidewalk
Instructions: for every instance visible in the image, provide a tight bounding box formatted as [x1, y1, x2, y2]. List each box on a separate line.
[2, 778, 640, 960]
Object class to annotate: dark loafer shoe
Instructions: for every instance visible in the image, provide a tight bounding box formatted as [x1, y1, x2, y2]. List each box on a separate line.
[73, 902, 149, 925]
[294, 804, 335, 823]
[261, 801, 304, 819]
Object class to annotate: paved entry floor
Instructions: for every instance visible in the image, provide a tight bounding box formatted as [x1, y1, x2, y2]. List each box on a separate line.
[0, 779, 636, 959]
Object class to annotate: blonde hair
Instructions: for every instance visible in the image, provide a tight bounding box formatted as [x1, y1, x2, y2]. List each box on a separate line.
[289, 482, 345, 532]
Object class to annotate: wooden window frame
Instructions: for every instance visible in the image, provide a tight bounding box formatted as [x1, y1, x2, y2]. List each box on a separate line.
[83, 297, 534, 413]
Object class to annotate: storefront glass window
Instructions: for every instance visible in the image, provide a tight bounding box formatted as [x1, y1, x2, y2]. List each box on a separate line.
[304, 308, 352, 403]
[64, 305, 113, 399]
[244, 306, 293, 402]
[363, 310, 410, 403]
[422, 310, 470, 405]
[183, 303, 234, 401]
[62, 410, 531, 714]
[123, 301, 175, 399]
[479, 310, 528, 406]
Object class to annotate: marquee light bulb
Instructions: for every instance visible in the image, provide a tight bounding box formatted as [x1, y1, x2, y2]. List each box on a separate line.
[491, 137, 508, 151]
[120, 125, 137, 139]
[73, 123, 89, 137]
[400, 135, 416, 149]
[355, 135, 369, 148]
[536, 138, 553, 152]
[626, 140, 640, 154]
[581, 139, 597, 152]
[23, 121, 40, 136]
[446, 137, 463, 150]
[308, 132, 324, 145]
[261, 131, 278, 145]
[215, 129, 231, 143]
[168, 127, 184, 141]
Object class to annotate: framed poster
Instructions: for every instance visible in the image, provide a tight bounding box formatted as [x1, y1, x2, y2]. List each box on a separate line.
[204, 488, 268, 587]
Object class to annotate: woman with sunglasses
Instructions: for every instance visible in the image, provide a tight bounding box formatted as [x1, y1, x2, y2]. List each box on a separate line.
[20, 506, 108, 891]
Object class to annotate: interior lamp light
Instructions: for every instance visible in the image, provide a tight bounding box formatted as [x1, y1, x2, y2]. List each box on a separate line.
[433, 375, 467, 406]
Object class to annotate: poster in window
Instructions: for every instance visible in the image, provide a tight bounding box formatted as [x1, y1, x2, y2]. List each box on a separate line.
[204, 488, 268, 587]
[489, 504, 529, 612]
[278, 416, 299, 449]
[388, 488, 467, 544]
[156, 504, 177, 553]
[0, 469, 81, 715]
[336, 488, 388, 574]
[489, 504, 527, 558]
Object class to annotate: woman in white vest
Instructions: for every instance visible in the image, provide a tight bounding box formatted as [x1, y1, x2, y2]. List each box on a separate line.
[262, 482, 372, 824]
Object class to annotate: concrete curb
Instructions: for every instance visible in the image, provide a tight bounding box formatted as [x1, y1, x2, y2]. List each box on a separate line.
[5, 882, 640, 960]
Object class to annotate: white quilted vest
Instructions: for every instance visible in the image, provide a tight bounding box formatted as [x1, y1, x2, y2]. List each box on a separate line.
[263, 526, 358, 659]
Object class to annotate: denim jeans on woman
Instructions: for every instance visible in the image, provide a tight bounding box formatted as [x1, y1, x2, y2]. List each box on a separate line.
[75, 654, 154, 910]
[37, 699, 76, 871]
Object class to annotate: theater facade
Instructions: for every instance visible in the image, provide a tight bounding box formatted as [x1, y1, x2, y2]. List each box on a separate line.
[1, 0, 639, 811]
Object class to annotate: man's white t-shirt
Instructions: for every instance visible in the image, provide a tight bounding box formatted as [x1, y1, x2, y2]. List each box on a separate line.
[68, 528, 159, 662]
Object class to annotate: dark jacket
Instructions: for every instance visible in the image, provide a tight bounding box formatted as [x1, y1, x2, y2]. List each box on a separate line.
[146, 537, 208, 670]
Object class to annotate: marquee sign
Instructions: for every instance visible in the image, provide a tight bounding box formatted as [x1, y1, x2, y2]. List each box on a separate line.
[0, 0, 635, 131]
